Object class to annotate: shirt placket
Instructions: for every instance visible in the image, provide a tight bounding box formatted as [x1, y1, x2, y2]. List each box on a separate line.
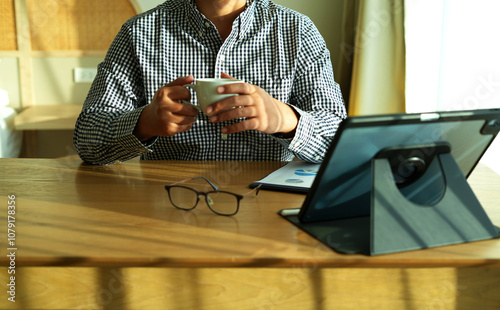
[214, 16, 242, 78]
[214, 20, 243, 159]
[198, 21, 223, 78]
[197, 19, 238, 159]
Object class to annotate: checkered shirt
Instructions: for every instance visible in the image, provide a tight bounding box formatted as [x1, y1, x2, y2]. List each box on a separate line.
[73, 0, 346, 164]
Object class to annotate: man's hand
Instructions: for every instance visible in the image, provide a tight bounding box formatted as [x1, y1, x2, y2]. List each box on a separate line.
[133, 76, 199, 141]
[206, 73, 299, 137]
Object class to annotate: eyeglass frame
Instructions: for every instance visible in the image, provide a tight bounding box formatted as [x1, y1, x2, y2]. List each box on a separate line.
[164, 176, 260, 216]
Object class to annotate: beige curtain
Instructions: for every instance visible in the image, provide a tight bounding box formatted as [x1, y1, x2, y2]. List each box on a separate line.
[337, 0, 406, 116]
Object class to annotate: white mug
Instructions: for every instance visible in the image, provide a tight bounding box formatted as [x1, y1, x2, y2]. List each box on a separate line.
[184, 78, 242, 114]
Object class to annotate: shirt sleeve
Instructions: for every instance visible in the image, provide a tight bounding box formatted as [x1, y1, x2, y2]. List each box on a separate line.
[73, 23, 154, 165]
[274, 17, 347, 163]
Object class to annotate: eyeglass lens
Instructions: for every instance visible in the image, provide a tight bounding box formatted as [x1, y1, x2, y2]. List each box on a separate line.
[168, 187, 198, 209]
[205, 191, 239, 215]
[168, 186, 240, 215]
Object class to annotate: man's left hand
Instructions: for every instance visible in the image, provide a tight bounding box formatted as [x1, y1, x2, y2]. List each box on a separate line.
[206, 73, 298, 137]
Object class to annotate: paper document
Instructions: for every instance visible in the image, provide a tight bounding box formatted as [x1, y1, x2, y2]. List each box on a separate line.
[250, 161, 320, 193]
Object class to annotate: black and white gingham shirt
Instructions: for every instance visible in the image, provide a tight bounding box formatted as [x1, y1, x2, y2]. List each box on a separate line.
[73, 0, 346, 165]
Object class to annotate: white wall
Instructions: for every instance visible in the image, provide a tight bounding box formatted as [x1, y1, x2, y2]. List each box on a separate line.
[136, 0, 164, 12]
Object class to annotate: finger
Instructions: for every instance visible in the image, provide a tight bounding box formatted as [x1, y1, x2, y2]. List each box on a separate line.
[169, 101, 199, 116]
[209, 106, 256, 123]
[221, 119, 259, 134]
[177, 123, 195, 133]
[163, 122, 194, 136]
[169, 114, 197, 126]
[178, 102, 201, 115]
[160, 107, 197, 123]
[156, 86, 192, 105]
[217, 81, 254, 95]
[220, 72, 236, 79]
[206, 95, 254, 116]
[165, 75, 195, 87]
[207, 94, 247, 116]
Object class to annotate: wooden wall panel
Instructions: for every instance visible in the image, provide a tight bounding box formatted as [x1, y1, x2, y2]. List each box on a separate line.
[27, 0, 136, 51]
[2, 267, 500, 309]
[0, 0, 18, 50]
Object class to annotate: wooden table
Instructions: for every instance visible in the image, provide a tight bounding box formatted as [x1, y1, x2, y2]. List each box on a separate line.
[1, 158, 500, 309]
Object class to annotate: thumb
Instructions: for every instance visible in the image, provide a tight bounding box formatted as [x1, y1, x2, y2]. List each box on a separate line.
[221, 72, 236, 79]
[166, 75, 195, 87]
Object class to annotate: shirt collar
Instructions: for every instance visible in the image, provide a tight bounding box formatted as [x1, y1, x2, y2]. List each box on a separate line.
[180, 0, 211, 41]
[237, 0, 259, 41]
[182, 0, 262, 42]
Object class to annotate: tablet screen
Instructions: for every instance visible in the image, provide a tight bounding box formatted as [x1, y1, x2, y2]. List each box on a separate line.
[298, 109, 500, 223]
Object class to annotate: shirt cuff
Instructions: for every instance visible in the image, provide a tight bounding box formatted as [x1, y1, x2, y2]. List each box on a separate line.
[273, 106, 323, 163]
[114, 106, 157, 154]
[288, 108, 314, 152]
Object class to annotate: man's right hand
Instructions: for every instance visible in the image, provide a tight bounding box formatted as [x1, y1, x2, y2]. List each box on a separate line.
[133, 75, 199, 141]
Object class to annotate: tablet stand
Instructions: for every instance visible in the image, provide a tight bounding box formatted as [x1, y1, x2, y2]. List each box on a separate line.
[282, 145, 499, 255]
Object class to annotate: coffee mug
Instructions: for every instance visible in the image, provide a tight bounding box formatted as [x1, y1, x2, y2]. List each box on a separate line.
[184, 78, 242, 114]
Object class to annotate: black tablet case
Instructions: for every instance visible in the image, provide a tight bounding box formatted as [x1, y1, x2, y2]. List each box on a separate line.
[280, 109, 500, 255]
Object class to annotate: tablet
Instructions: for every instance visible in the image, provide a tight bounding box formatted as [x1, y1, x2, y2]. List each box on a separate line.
[294, 109, 500, 223]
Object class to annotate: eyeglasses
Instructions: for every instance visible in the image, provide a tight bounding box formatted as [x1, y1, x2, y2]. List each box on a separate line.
[164, 176, 260, 216]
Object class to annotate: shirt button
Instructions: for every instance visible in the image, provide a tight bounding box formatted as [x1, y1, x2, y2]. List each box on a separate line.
[198, 31, 203, 38]
[205, 22, 211, 28]
[219, 54, 226, 61]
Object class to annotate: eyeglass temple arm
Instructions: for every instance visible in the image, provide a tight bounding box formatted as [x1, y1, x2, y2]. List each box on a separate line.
[243, 184, 261, 196]
[180, 176, 219, 191]
[173, 176, 259, 196]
